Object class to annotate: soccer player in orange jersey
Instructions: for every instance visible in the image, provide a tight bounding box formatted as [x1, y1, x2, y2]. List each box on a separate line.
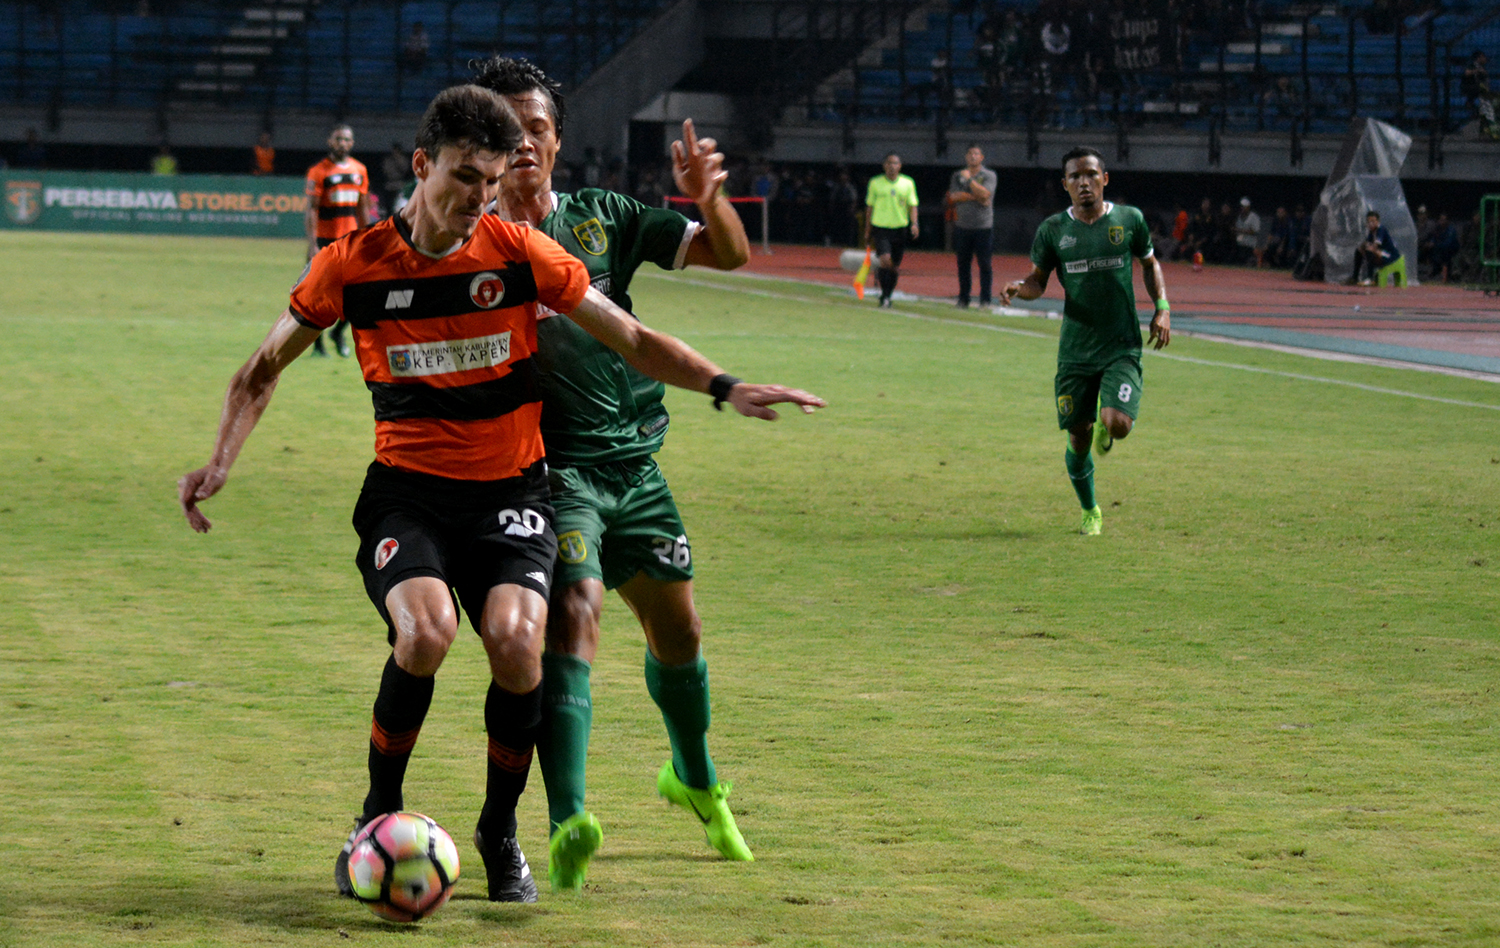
[304, 124, 371, 356]
[178, 84, 822, 905]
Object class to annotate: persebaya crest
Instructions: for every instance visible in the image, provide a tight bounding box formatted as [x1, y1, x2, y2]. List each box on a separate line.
[573, 218, 608, 256]
[1108, 225, 1124, 245]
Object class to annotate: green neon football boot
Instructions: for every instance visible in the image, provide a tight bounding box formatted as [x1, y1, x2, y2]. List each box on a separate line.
[1092, 418, 1113, 456]
[547, 811, 603, 892]
[1080, 505, 1103, 535]
[656, 762, 754, 861]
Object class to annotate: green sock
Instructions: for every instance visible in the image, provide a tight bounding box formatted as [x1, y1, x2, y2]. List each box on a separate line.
[644, 651, 717, 789]
[537, 652, 592, 835]
[1065, 446, 1096, 510]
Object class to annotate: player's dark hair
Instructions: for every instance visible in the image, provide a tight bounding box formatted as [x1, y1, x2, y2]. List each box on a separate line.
[469, 56, 566, 138]
[1367, 209, 1381, 219]
[413, 84, 523, 158]
[884, 151, 901, 161]
[1061, 146, 1105, 173]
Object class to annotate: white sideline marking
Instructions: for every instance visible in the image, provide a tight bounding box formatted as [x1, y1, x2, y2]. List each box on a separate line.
[647, 271, 1500, 413]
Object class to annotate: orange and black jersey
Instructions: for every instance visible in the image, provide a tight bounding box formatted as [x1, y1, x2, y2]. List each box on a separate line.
[289, 214, 592, 481]
[305, 157, 369, 241]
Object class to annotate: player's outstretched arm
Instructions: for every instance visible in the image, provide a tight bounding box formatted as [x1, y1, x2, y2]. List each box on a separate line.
[1001, 265, 1050, 303]
[1140, 254, 1171, 349]
[177, 310, 321, 533]
[564, 287, 825, 421]
[675, 119, 751, 270]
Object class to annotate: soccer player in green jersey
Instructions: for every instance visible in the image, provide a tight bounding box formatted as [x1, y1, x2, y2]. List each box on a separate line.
[472, 57, 768, 891]
[1002, 146, 1170, 535]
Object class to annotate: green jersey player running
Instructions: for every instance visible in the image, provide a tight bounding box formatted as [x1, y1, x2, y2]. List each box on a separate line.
[1002, 146, 1170, 535]
[472, 57, 775, 891]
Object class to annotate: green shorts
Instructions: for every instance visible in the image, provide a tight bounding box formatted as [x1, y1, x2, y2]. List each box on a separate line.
[1055, 354, 1143, 430]
[548, 458, 693, 591]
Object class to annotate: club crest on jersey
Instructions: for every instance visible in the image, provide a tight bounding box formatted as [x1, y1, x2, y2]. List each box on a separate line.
[5, 181, 41, 225]
[557, 530, 588, 564]
[1108, 226, 1124, 245]
[374, 537, 399, 570]
[573, 218, 608, 256]
[469, 271, 506, 309]
[1057, 395, 1074, 417]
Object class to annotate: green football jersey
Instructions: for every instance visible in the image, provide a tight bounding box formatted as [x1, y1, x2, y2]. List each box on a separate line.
[1030, 202, 1154, 365]
[534, 188, 694, 465]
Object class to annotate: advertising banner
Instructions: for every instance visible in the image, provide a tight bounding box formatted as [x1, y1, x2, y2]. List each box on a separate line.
[1, 170, 307, 237]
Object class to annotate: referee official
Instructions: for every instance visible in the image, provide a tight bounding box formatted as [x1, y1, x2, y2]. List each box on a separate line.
[862, 152, 920, 308]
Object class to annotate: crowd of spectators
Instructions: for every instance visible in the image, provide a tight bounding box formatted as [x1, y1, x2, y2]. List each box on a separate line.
[1155, 196, 1309, 270]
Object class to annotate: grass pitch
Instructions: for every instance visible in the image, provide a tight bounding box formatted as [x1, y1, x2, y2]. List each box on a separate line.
[1, 231, 1498, 947]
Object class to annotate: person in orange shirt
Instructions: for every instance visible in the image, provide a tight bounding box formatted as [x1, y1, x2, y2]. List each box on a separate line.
[305, 124, 371, 355]
[251, 131, 275, 176]
[177, 84, 822, 906]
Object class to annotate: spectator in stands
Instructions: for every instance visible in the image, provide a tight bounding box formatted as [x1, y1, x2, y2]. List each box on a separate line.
[1176, 197, 1215, 261]
[252, 132, 275, 176]
[381, 141, 409, 216]
[1171, 202, 1189, 246]
[14, 128, 46, 169]
[1233, 197, 1263, 266]
[151, 144, 178, 176]
[1353, 210, 1401, 285]
[400, 21, 430, 73]
[1264, 206, 1294, 268]
[1291, 203, 1311, 256]
[824, 167, 859, 248]
[946, 144, 997, 308]
[1263, 76, 1301, 121]
[1426, 212, 1460, 282]
[580, 147, 603, 188]
[1461, 51, 1497, 139]
[1209, 201, 1237, 263]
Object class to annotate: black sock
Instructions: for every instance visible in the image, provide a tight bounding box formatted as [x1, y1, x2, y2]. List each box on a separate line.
[478, 681, 542, 840]
[361, 654, 435, 820]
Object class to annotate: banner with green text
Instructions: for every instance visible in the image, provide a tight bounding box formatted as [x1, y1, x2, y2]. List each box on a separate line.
[1, 170, 307, 237]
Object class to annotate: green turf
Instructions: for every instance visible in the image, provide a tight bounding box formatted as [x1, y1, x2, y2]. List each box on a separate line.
[2, 231, 1499, 947]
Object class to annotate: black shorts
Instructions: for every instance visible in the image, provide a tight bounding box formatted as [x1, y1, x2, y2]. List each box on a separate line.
[871, 225, 908, 267]
[352, 460, 557, 643]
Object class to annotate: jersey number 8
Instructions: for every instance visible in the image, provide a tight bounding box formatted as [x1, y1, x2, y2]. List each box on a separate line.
[1117, 383, 1133, 402]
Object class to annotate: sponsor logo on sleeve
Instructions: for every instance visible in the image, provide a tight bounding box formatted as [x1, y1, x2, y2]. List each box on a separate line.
[468, 271, 506, 308]
[374, 537, 399, 570]
[573, 218, 608, 255]
[386, 331, 511, 377]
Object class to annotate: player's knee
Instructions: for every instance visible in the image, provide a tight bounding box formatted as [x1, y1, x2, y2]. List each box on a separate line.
[546, 584, 602, 656]
[481, 614, 545, 691]
[1108, 415, 1133, 440]
[392, 614, 458, 677]
[645, 611, 702, 666]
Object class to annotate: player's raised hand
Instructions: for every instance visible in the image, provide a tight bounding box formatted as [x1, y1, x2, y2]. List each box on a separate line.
[178, 465, 227, 533]
[726, 384, 826, 421]
[1001, 279, 1026, 304]
[671, 119, 726, 206]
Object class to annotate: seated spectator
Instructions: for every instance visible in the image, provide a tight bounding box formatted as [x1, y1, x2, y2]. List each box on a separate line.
[1352, 210, 1401, 285]
[1428, 213, 1460, 282]
[1233, 197, 1263, 267]
[252, 132, 275, 176]
[1209, 201, 1237, 263]
[1264, 206, 1294, 267]
[1177, 197, 1216, 261]
[1461, 50, 1497, 140]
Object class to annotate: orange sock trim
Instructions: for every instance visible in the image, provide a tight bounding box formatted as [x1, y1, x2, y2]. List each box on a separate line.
[487, 737, 533, 773]
[370, 717, 422, 756]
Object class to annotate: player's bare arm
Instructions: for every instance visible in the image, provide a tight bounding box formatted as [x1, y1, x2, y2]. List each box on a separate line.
[1001, 264, 1050, 303]
[675, 119, 751, 270]
[565, 286, 825, 420]
[1140, 253, 1171, 349]
[177, 310, 321, 532]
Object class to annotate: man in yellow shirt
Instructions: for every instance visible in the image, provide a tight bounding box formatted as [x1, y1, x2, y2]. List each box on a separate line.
[863, 153, 920, 307]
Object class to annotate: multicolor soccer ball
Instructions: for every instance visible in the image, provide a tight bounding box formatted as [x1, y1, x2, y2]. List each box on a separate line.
[346, 811, 460, 922]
